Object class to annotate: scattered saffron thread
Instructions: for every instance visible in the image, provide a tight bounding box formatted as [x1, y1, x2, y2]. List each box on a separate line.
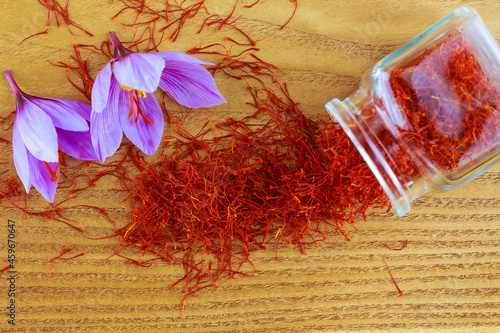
[379, 239, 408, 251]
[44, 247, 86, 278]
[18, 28, 49, 46]
[111, 41, 389, 306]
[112, 0, 210, 51]
[384, 258, 404, 296]
[0, 265, 10, 273]
[280, 0, 298, 29]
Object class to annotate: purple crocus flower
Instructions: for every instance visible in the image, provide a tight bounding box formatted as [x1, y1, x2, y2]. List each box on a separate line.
[90, 31, 226, 162]
[5, 70, 97, 202]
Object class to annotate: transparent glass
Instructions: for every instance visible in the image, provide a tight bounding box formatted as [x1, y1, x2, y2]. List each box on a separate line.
[325, 6, 500, 216]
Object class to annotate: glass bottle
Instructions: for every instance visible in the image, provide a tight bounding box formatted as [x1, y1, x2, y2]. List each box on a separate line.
[325, 6, 500, 216]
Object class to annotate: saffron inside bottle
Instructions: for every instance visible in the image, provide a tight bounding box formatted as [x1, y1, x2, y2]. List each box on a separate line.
[326, 6, 500, 216]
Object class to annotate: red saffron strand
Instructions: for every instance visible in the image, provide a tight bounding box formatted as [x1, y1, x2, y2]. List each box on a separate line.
[384, 258, 404, 296]
[280, 0, 298, 30]
[43, 162, 60, 182]
[244, 0, 260, 9]
[0, 265, 10, 273]
[112, 0, 210, 50]
[44, 247, 86, 278]
[18, 28, 49, 46]
[379, 239, 409, 251]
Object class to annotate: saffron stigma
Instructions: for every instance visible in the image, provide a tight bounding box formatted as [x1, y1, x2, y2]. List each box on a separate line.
[43, 162, 60, 183]
[119, 83, 153, 125]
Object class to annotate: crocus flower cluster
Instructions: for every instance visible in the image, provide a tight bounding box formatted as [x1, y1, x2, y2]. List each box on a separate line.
[6, 31, 226, 202]
[5, 70, 96, 202]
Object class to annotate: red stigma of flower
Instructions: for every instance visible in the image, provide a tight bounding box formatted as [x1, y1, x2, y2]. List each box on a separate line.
[43, 162, 60, 182]
[127, 90, 153, 125]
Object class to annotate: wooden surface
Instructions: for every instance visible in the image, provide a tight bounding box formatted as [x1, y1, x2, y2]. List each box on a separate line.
[0, 0, 500, 332]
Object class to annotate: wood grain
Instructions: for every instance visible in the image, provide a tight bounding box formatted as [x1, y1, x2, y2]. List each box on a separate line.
[0, 0, 499, 332]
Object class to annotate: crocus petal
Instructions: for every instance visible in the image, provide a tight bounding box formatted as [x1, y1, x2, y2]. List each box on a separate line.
[27, 96, 89, 132]
[28, 153, 58, 203]
[158, 60, 226, 108]
[120, 93, 164, 155]
[151, 51, 214, 66]
[113, 53, 165, 93]
[90, 78, 124, 162]
[12, 120, 31, 192]
[16, 98, 58, 162]
[57, 128, 97, 161]
[50, 98, 92, 121]
[92, 62, 113, 113]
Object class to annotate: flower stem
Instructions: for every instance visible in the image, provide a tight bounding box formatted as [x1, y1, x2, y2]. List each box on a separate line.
[4, 70, 23, 98]
[109, 31, 129, 59]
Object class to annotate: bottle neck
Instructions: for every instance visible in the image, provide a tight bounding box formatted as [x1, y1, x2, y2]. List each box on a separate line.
[325, 88, 428, 216]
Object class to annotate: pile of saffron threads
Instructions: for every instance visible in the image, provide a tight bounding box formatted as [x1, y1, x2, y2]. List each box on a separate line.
[110, 45, 390, 305]
[0, 0, 392, 308]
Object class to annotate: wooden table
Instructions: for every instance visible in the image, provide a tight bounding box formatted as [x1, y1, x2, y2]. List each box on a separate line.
[0, 0, 499, 332]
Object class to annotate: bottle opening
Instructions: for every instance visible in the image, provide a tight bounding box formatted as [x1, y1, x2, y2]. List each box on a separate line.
[325, 90, 428, 216]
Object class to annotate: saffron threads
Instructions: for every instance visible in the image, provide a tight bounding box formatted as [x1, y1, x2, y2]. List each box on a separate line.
[37, 0, 93, 37]
[20, 0, 93, 45]
[112, 0, 210, 50]
[384, 258, 404, 296]
[44, 246, 86, 278]
[112, 0, 299, 51]
[40, 32, 388, 307]
[0, 265, 10, 273]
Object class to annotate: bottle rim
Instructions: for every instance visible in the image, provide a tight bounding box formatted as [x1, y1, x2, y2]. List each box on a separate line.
[325, 98, 412, 216]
